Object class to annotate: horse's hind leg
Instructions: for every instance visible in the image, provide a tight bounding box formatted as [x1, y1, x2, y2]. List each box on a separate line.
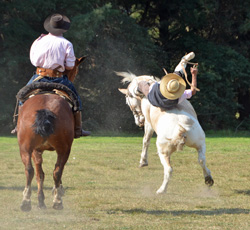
[156, 152, 173, 194]
[197, 144, 214, 186]
[20, 148, 34, 212]
[32, 150, 46, 209]
[156, 139, 173, 194]
[52, 150, 70, 210]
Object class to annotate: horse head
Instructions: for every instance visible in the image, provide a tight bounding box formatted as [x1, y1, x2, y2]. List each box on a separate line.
[65, 56, 87, 82]
[117, 72, 156, 127]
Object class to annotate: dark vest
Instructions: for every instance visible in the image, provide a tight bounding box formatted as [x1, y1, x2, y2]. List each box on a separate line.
[148, 83, 178, 109]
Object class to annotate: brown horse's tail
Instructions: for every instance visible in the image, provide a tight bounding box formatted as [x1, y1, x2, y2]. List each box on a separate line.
[32, 109, 56, 138]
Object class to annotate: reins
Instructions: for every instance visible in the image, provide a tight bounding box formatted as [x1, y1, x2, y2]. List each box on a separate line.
[126, 88, 144, 127]
[181, 61, 200, 92]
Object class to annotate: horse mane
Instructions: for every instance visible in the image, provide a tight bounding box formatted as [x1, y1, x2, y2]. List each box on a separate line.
[116, 71, 161, 85]
[115, 71, 137, 84]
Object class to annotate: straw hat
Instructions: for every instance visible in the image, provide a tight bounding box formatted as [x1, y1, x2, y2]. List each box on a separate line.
[44, 14, 70, 35]
[159, 73, 186, 100]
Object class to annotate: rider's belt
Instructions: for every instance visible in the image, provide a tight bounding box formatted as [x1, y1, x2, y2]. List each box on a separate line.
[36, 67, 63, 78]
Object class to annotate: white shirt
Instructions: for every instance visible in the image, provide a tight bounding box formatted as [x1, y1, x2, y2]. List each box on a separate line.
[30, 33, 76, 72]
[178, 89, 192, 103]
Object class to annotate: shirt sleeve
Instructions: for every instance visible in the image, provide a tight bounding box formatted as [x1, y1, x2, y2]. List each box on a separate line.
[30, 38, 39, 66]
[29, 34, 47, 67]
[65, 42, 76, 68]
[178, 89, 192, 104]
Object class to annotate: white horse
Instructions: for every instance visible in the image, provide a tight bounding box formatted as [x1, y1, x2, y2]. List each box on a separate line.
[117, 72, 214, 194]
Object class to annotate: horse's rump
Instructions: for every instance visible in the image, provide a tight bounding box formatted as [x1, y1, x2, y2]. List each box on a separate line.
[18, 94, 74, 144]
[176, 99, 197, 119]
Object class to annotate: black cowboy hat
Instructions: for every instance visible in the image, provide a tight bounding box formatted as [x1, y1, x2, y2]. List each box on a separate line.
[44, 13, 70, 35]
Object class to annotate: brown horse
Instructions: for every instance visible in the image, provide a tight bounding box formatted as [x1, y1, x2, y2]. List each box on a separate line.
[17, 57, 86, 211]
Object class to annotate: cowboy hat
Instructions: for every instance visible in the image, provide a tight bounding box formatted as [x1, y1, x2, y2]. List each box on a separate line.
[44, 14, 70, 35]
[160, 73, 186, 100]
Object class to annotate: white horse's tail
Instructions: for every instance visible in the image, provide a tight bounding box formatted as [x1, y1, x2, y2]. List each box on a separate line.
[170, 114, 195, 151]
[170, 125, 187, 151]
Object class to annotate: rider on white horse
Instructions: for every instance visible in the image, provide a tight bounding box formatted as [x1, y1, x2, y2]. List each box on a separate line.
[138, 52, 198, 109]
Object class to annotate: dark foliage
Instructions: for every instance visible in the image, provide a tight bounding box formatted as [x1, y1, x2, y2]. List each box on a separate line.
[0, 0, 249, 134]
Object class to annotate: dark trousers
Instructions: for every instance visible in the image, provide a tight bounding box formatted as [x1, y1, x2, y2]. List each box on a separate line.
[27, 74, 83, 110]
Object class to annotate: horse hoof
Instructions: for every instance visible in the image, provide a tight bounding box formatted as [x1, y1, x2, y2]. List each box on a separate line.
[20, 200, 31, 212]
[139, 163, 148, 168]
[156, 188, 166, 195]
[53, 202, 63, 210]
[38, 203, 47, 210]
[205, 176, 214, 187]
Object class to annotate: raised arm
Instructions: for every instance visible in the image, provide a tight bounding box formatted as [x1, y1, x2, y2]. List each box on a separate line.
[190, 66, 198, 95]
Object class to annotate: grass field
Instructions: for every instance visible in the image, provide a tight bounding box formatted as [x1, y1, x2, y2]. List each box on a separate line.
[0, 135, 249, 230]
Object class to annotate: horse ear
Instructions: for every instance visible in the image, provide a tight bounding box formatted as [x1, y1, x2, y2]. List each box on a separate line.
[118, 88, 128, 95]
[78, 56, 88, 64]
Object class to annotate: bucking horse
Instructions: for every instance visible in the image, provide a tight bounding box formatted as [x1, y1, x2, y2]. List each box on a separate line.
[117, 71, 214, 194]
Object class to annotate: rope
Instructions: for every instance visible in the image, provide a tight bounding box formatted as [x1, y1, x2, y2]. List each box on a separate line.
[181, 62, 200, 92]
[32, 75, 44, 82]
[13, 99, 19, 124]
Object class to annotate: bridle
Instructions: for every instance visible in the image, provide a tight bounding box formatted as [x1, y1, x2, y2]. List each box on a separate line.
[126, 83, 145, 127]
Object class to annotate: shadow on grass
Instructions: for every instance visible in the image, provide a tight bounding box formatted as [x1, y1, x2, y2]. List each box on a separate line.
[0, 186, 69, 191]
[235, 190, 250, 196]
[110, 208, 250, 216]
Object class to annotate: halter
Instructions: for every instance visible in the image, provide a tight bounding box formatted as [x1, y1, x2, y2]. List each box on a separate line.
[126, 86, 145, 127]
[181, 62, 200, 91]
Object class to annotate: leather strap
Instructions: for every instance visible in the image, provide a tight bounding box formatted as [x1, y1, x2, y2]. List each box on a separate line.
[36, 67, 63, 78]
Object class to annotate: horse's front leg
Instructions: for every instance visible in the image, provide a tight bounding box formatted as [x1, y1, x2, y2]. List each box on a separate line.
[20, 148, 34, 212]
[197, 144, 214, 186]
[139, 122, 154, 167]
[32, 150, 46, 209]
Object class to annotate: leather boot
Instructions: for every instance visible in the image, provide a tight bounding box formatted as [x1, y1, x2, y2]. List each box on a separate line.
[174, 52, 195, 74]
[11, 127, 17, 134]
[74, 111, 91, 138]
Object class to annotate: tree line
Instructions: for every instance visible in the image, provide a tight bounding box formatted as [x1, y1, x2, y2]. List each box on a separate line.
[0, 0, 249, 134]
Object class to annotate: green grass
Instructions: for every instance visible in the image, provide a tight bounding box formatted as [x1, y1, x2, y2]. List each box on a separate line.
[0, 136, 249, 230]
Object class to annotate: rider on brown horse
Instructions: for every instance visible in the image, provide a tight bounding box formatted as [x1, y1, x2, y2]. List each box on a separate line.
[12, 13, 90, 138]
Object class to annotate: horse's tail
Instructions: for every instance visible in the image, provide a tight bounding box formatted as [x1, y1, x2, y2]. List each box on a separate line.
[33, 109, 56, 138]
[171, 114, 195, 151]
[169, 114, 194, 151]
[173, 125, 187, 151]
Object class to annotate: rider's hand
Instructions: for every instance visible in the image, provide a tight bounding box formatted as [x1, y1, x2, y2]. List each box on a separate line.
[190, 66, 198, 76]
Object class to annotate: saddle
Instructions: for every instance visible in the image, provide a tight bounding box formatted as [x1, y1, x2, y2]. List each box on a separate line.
[16, 82, 80, 112]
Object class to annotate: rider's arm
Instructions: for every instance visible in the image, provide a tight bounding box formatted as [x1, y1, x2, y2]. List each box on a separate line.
[178, 67, 198, 104]
[65, 66, 74, 70]
[190, 66, 198, 96]
[65, 41, 76, 70]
